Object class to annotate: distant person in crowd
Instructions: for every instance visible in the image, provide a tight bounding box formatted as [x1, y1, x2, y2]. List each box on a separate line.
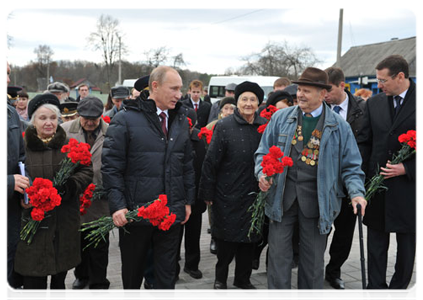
[16, 89, 30, 121]
[323, 67, 366, 290]
[203, 86, 211, 103]
[255, 67, 367, 289]
[133, 75, 150, 101]
[101, 66, 195, 289]
[354, 88, 373, 101]
[61, 97, 110, 290]
[181, 80, 211, 129]
[7, 61, 30, 289]
[47, 82, 70, 103]
[76, 84, 90, 102]
[14, 94, 93, 289]
[176, 108, 208, 281]
[7, 85, 22, 108]
[131, 87, 140, 99]
[207, 83, 237, 123]
[284, 83, 298, 105]
[358, 55, 416, 289]
[60, 102, 79, 123]
[273, 77, 291, 91]
[199, 81, 267, 290]
[103, 86, 130, 120]
[258, 90, 294, 114]
[203, 96, 236, 256]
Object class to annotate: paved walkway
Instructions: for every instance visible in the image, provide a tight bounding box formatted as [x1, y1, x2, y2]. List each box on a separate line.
[64, 212, 416, 293]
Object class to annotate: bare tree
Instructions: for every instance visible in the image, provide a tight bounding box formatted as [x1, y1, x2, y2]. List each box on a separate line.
[87, 14, 126, 90]
[144, 46, 170, 68]
[239, 41, 320, 79]
[172, 53, 187, 70]
[33, 45, 54, 89]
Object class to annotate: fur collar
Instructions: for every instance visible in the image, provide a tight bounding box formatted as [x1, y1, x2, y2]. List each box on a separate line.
[25, 125, 67, 151]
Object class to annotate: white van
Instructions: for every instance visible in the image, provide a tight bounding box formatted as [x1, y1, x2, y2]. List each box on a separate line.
[207, 75, 279, 103]
[122, 79, 137, 88]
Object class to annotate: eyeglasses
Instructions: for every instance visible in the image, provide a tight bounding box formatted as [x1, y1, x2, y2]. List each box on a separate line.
[377, 73, 399, 84]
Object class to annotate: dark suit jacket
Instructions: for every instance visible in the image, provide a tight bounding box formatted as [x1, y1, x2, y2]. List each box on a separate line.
[358, 79, 416, 233]
[181, 98, 211, 129]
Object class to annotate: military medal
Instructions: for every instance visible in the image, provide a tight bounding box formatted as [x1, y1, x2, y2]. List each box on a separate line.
[300, 129, 322, 167]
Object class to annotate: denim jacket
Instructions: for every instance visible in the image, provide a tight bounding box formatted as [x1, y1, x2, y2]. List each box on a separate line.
[254, 104, 365, 234]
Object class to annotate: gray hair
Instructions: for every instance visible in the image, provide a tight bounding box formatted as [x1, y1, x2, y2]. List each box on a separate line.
[30, 103, 61, 124]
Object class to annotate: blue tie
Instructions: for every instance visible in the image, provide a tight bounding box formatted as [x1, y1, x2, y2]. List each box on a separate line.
[394, 95, 402, 116]
[333, 106, 341, 114]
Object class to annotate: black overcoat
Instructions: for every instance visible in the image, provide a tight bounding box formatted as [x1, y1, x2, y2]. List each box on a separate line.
[358, 79, 416, 233]
[199, 109, 266, 243]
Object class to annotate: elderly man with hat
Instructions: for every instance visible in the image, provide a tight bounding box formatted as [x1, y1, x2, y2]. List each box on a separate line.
[254, 67, 367, 289]
[199, 81, 266, 289]
[61, 96, 110, 289]
[104, 86, 130, 119]
[47, 82, 69, 103]
[59, 102, 79, 123]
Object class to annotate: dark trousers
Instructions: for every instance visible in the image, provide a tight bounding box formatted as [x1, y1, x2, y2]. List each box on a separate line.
[215, 238, 254, 285]
[74, 228, 110, 289]
[367, 227, 415, 289]
[179, 209, 203, 271]
[119, 224, 181, 289]
[4, 244, 16, 300]
[22, 271, 67, 289]
[325, 198, 357, 280]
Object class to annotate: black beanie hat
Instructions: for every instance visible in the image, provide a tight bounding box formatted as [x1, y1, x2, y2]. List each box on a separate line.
[234, 81, 264, 105]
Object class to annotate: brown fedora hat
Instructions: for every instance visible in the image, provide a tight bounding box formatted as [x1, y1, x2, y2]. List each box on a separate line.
[292, 67, 332, 90]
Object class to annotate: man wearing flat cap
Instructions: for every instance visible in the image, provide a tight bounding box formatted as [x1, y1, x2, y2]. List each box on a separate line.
[47, 82, 69, 103]
[104, 86, 130, 120]
[61, 96, 110, 289]
[60, 102, 79, 123]
[254, 67, 367, 289]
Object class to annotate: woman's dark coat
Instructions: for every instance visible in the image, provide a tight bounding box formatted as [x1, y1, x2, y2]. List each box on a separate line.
[199, 109, 266, 243]
[14, 125, 93, 277]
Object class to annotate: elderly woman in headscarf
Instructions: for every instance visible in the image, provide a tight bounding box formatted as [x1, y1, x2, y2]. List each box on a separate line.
[199, 81, 266, 290]
[14, 94, 93, 289]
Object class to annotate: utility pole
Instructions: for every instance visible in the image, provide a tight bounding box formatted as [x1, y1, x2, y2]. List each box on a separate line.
[336, 9, 343, 68]
[118, 34, 122, 85]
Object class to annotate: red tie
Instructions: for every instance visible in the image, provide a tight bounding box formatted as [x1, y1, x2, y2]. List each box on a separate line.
[194, 103, 198, 112]
[159, 112, 167, 137]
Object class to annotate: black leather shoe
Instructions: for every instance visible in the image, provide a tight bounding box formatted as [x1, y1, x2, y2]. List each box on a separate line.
[252, 259, 259, 270]
[93, 289, 109, 296]
[233, 282, 256, 289]
[72, 278, 88, 289]
[210, 239, 217, 254]
[326, 277, 345, 289]
[144, 280, 157, 297]
[214, 280, 227, 289]
[183, 267, 203, 279]
[12, 286, 23, 299]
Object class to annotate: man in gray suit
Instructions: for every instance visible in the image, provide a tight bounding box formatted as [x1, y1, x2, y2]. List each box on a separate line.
[255, 67, 367, 289]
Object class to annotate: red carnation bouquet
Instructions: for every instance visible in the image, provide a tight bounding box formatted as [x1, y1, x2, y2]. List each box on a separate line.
[81, 194, 176, 249]
[257, 105, 279, 134]
[187, 117, 193, 130]
[198, 126, 214, 144]
[365, 130, 416, 201]
[53, 138, 92, 188]
[248, 145, 293, 239]
[79, 184, 107, 215]
[20, 178, 62, 244]
[101, 115, 111, 124]
[21, 139, 92, 244]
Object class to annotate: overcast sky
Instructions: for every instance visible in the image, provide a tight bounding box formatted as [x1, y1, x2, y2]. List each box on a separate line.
[3, 2, 418, 76]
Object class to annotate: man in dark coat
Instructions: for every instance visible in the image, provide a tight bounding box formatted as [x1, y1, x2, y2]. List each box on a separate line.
[7, 62, 30, 288]
[101, 66, 195, 289]
[358, 55, 415, 289]
[181, 79, 211, 129]
[323, 67, 366, 289]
